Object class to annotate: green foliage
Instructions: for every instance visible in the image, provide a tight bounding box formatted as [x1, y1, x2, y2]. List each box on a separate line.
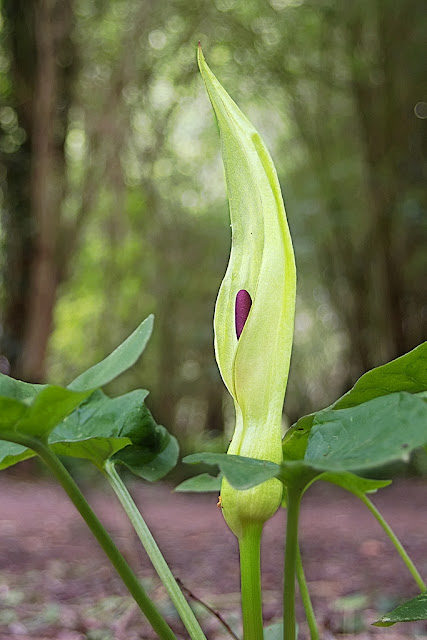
[306, 392, 427, 472]
[314, 472, 391, 496]
[69, 315, 154, 391]
[0, 315, 178, 481]
[185, 345, 427, 492]
[184, 452, 279, 491]
[283, 342, 427, 461]
[373, 593, 427, 626]
[0, 380, 92, 468]
[333, 342, 427, 409]
[175, 472, 222, 492]
[112, 423, 178, 482]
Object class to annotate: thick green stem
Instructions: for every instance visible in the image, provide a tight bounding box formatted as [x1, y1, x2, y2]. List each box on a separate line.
[358, 492, 426, 593]
[239, 523, 264, 640]
[0, 432, 177, 640]
[296, 546, 319, 640]
[283, 487, 302, 640]
[104, 460, 207, 640]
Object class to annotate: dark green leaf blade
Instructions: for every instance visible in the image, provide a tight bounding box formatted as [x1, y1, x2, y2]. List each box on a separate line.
[52, 389, 149, 444]
[68, 315, 154, 392]
[0, 396, 37, 471]
[373, 593, 427, 626]
[52, 387, 178, 479]
[0, 387, 91, 469]
[336, 342, 427, 409]
[113, 424, 179, 482]
[52, 437, 131, 464]
[16, 386, 92, 438]
[314, 471, 391, 495]
[0, 441, 36, 470]
[0, 396, 28, 428]
[0, 373, 45, 403]
[305, 392, 427, 472]
[183, 452, 280, 490]
[289, 342, 427, 451]
[175, 473, 222, 492]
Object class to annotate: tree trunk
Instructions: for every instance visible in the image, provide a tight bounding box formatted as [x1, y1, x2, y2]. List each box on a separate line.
[1, 0, 75, 382]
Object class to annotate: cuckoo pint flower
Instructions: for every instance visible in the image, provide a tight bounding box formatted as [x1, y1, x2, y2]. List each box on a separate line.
[198, 47, 296, 538]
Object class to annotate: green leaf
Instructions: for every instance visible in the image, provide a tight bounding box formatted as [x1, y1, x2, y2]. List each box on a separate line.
[0, 386, 91, 440]
[0, 386, 178, 481]
[0, 373, 45, 403]
[181, 454, 393, 495]
[0, 386, 92, 469]
[113, 424, 179, 482]
[15, 386, 92, 438]
[0, 440, 37, 470]
[53, 389, 178, 479]
[335, 342, 427, 409]
[313, 471, 391, 495]
[183, 452, 280, 490]
[175, 473, 222, 492]
[373, 593, 427, 626]
[0, 396, 28, 427]
[68, 315, 154, 392]
[286, 342, 427, 458]
[305, 392, 427, 472]
[49, 389, 138, 465]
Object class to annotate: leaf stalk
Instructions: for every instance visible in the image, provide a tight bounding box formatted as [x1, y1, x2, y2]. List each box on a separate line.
[296, 545, 319, 640]
[358, 492, 426, 592]
[0, 431, 177, 640]
[283, 487, 302, 640]
[104, 460, 207, 640]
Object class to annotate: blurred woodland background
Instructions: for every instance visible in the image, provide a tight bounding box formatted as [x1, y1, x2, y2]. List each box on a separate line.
[0, 0, 426, 455]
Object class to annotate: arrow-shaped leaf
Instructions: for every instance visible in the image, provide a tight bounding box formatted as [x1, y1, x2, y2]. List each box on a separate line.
[68, 315, 154, 392]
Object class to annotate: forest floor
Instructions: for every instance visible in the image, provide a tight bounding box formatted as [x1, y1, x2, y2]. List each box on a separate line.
[0, 473, 426, 640]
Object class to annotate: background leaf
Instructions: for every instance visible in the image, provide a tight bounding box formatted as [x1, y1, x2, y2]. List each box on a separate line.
[68, 315, 154, 392]
[263, 622, 285, 640]
[313, 471, 391, 495]
[175, 473, 222, 492]
[373, 593, 427, 626]
[183, 452, 280, 490]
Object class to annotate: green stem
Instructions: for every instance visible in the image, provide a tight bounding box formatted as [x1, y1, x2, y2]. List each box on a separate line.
[283, 487, 302, 640]
[104, 460, 207, 640]
[239, 523, 264, 640]
[296, 546, 319, 640]
[358, 492, 426, 593]
[0, 432, 177, 640]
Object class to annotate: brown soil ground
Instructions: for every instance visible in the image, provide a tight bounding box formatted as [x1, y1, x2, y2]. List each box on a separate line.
[0, 473, 426, 640]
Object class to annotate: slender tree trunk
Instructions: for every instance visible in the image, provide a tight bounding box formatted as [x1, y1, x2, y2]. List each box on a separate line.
[18, 0, 59, 381]
[5, 0, 75, 382]
[0, 1, 37, 373]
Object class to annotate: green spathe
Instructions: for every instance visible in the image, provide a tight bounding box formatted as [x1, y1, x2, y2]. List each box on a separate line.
[198, 46, 296, 538]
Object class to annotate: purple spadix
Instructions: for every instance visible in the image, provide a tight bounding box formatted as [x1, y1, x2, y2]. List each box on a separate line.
[235, 289, 252, 339]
